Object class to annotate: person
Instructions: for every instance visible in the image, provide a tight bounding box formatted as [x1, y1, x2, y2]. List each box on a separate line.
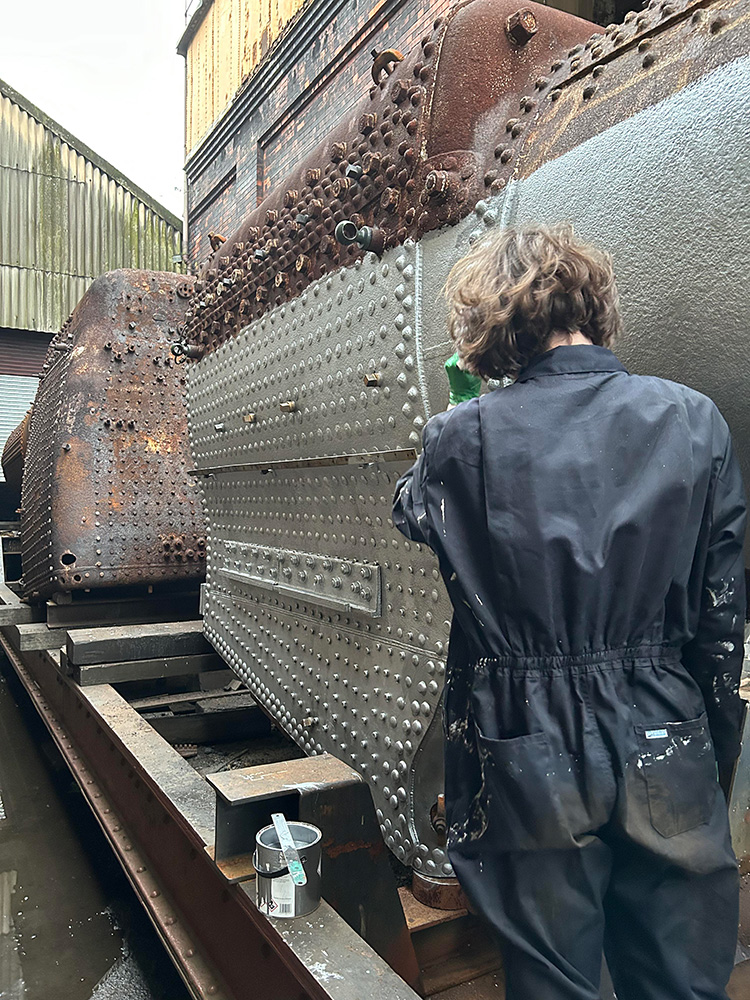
[392, 223, 746, 1000]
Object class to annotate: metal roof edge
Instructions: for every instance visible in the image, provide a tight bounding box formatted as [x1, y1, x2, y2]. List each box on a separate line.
[177, 0, 216, 57]
[0, 76, 183, 232]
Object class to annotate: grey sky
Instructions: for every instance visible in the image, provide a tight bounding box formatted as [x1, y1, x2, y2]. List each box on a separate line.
[1, 0, 186, 217]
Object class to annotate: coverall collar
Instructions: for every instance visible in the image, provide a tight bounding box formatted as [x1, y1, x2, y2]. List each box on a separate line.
[516, 345, 628, 383]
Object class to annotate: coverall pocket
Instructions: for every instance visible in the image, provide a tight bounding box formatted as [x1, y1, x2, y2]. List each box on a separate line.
[635, 714, 717, 839]
[476, 727, 572, 851]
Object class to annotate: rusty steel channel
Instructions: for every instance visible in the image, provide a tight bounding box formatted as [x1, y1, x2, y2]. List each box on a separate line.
[0, 626, 426, 1000]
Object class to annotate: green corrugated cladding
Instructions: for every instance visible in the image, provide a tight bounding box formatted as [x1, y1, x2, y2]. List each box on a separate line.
[0, 78, 183, 333]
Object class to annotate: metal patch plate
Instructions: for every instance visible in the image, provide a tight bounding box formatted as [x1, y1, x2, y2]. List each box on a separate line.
[188, 245, 428, 470]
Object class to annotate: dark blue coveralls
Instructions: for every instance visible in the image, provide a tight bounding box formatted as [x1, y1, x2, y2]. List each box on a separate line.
[393, 345, 746, 1000]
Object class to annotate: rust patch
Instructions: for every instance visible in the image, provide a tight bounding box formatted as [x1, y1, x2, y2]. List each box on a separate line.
[19, 270, 206, 599]
[183, 0, 594, 355]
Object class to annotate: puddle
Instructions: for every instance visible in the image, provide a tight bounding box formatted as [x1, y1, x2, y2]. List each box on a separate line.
[0, 655, 190, 1000]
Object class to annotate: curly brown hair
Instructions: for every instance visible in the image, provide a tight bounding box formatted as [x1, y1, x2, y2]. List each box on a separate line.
[444, 223, 623, 380]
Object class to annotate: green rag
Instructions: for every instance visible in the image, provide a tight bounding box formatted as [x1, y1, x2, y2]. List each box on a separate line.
[445, 352, 482, 406]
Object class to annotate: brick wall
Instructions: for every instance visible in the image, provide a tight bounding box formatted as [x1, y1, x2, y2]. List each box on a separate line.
[184, 0, 456, 269]
[182, 0, 625, 267]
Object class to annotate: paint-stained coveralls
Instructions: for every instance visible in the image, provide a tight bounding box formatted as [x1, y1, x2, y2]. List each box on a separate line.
[393, 345, 746, 1000]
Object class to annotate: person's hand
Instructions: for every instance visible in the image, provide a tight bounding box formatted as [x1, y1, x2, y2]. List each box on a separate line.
[445, 352, 482, 407]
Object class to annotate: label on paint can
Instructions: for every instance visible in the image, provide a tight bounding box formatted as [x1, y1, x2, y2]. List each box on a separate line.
[269, 873, 295, 917]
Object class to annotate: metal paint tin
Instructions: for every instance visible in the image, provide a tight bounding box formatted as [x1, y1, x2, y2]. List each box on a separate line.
[254, 821, 322, 918]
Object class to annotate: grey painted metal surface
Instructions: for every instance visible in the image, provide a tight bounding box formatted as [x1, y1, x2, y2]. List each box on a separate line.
[482, 52, 750, 544]
[0, 78, 182, 335]
[187, 22, 750, 870]
[189, 245, 456, 874]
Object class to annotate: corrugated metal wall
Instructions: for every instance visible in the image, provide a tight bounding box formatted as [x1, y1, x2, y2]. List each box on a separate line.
[0, 79, 184, 334]
[0, 331, 52, 378]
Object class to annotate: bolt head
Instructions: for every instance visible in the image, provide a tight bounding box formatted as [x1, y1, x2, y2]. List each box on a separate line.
[506, 8, 538, 44]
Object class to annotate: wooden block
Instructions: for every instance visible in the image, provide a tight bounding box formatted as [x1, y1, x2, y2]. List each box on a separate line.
[0, 602, 44, 627]
[46, 593, 200, 629]
[73, 653, 224, 687]
[0, 583, 44, 625]
[10, 622, 68, 651]
[66, 620, 210, 666]
[129, 687, 237, 712]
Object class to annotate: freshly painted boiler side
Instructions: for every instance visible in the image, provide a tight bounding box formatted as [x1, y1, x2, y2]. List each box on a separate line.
[184, 0, 750, 872]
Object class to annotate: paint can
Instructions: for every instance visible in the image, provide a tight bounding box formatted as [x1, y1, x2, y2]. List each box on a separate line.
[254, 820, 322, 918]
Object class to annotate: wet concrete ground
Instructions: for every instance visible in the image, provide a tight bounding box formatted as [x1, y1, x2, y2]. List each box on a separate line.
[0, 654, 191, 1000]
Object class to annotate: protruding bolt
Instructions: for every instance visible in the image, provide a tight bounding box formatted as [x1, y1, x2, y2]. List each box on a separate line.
[279, 400, 297, 413]
[170, 342, 204, 360]
[424, 169, 451, 200]
[214, 422, 226, 432]
[381, 188, 400, 212]
[363, 152, 382, 176]
[391, 80, 409, 104]
[283, 189, 298, 208]
[359, 112, 378, 133]
[329, 141, 347, 162]
[364, 372, 382, 387]
[305, 167, 321, 185]
[254, 248, 268, 261]
[295, 254, 312, 274]
[274, 272, 288, 288]
[430, 794, 447, 836]
[331, 177, 351, 197]
[345, 163, 364, 182]
[506, 8, 538, 45]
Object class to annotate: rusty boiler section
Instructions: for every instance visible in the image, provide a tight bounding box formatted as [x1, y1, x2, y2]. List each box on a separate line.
[21, 269, 206, 601]
[2, 409, 32, 502]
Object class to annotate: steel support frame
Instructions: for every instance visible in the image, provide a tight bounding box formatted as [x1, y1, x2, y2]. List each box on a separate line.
[0, 630, 422, 1000]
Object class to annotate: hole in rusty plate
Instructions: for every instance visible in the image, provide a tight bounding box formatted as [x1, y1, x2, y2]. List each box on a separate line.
[72, 574, 83, 584]
[61, 552, 77, 566]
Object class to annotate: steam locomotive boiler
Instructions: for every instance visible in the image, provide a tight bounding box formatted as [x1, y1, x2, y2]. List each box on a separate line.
[179, 0, 750, 889]
[12, 269, 206, 602]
